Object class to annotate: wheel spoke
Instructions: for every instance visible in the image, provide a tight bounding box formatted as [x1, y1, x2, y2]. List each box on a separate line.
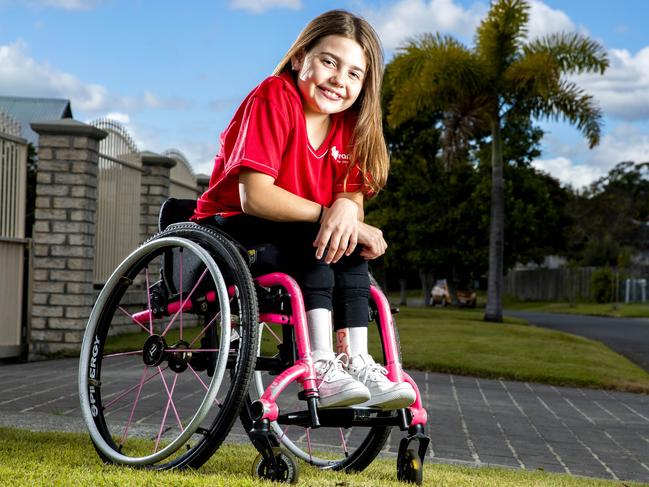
[278, 425, 290, 440]
[161, 268, 209, 337]
[118, 305, 153, 335]
[119, 365, 149, 446]
[103, 366, 167, 411]
[339, 428, 349, 457]
[165, 348, 221, 353]
[103, 350, 143, 359]
[264, 322, 282, 344]
[186, 293, 235, 349]
[179, 248, 183, 341]
[187, 364, 222, 407]
[187, 310, 221, 348]
[145, 267, 153, 335]
[152, 370, 185, 453]
[158, 368, 184, 431]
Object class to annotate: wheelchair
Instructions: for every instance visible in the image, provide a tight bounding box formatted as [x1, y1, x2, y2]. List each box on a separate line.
[78, 198, 430, 484]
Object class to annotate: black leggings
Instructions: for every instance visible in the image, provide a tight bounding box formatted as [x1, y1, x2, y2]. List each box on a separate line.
[216, 214, 369, 330]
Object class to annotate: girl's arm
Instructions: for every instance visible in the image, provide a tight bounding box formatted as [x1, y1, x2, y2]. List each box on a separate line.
[239, 170, 321, 222]
[334, 191, 364, 221]
[239, 170, 358, 263]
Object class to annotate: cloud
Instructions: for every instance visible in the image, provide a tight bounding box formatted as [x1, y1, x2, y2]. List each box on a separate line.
[0, 40, 109, 110]
[525, 3, 649, 124]
[532, 156, 604, 189]
[527, 0, 582, 40]
[575, 47, 649, 122]
[535, 123, 649, 189]
[103, 112, 130, 124]
[230, 0, 301, 14]
[364, 0, 486, 50]
[0, 40, 192, 114]
[365, 0, 590, 52]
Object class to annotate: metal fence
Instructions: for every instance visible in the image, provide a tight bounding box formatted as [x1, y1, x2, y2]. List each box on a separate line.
[164, 148, 199, 199]
[504, 267, 595, 301]
[90, 118, 142, 284]
[0, 111, 28, 358]
[505, 266, 649, 302]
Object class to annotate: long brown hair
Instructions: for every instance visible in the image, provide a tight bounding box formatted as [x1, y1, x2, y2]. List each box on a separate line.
[273, 10, 389, 195]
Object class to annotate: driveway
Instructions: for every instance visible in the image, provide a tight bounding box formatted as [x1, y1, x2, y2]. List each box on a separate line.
[505, 311, 649, 373]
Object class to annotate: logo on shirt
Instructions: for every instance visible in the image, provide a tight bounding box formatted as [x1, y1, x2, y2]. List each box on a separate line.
[331, 145, 350, 163]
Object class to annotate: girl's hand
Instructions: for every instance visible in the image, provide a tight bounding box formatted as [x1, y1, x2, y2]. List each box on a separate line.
[357, 222, 387, 260]
[313, 198, 359, 263]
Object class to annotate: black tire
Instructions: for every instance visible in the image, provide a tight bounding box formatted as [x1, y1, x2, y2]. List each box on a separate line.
[251, 447, 299, 484]
[79, 223, 258, 470]
[240, 272, 393, 472]
[397, 448, 423, 484]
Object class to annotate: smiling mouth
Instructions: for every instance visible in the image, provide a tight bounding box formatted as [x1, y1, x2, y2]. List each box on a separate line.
[318, 86, 343, 100]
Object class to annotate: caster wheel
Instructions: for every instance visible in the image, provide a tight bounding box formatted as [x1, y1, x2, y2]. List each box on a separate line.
[397, 448, 423, 484]
[252, 447, 299, 484]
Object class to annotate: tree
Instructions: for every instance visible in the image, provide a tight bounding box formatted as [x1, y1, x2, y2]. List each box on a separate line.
[369, 83, 573, 304]
[385, 0, 608, 321]
[567, 161, 649, 266]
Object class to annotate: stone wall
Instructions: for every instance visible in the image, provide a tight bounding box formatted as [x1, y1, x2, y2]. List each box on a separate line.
[30, 120, 106, 357]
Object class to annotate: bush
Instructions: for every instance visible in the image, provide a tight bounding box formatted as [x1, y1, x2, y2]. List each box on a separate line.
[591, 267, 614, 303]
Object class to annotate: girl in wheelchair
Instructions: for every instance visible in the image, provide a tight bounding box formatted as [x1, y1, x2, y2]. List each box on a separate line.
[79, 9, 429, 483]
[192, 9, 415, 411]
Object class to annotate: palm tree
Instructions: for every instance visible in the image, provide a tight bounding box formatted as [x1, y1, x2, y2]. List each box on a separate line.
[386, 0, 608, 321]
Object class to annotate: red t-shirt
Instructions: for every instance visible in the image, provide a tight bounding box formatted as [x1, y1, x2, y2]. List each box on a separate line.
[193, 71, 364, 220]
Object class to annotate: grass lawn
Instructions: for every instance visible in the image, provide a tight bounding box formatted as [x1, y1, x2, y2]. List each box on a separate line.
[368, 307, 649, 393]
[502, 299, 649, 318]
[0, 427, 643, 487]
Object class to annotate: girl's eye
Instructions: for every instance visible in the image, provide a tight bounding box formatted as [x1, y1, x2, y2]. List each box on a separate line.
[349, 72, 360, 80]
[322, 58, 335, 67]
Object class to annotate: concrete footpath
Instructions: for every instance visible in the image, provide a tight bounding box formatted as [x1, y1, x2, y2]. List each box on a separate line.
[1, 358, 648, 483]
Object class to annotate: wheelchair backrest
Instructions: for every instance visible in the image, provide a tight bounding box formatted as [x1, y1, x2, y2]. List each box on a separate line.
[159, 198, 198, 231]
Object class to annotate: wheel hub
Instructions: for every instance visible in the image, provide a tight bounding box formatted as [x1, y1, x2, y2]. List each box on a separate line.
[168, 340, 192, 373]
[143, 335, 167, 367]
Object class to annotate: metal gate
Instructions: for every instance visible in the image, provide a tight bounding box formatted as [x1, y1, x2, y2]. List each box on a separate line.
[90, 118, 142, 284]
[0, 111, 29, 359]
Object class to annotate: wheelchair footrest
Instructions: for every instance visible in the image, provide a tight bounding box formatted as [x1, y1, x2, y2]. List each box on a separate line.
[277, 407, 403, 428]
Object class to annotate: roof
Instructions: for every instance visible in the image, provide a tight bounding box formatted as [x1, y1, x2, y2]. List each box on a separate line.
[0, 96, 73, 145]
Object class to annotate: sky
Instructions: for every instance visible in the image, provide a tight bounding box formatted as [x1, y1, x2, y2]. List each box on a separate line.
[0, 0, 647, 190]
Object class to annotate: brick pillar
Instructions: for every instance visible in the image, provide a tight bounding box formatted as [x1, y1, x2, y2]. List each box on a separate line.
[30, 119, 107, 358]
[140, 151, 176, 240]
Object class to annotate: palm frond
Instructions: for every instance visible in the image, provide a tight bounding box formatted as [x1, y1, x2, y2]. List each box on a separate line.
[524, 32, 609, 75]
[441, 95, 491, 168]
[387, 34, 485, 127]
[503, 51, 560, 102]
[475, 0, 530, 75]
[530, 79, 603, 148]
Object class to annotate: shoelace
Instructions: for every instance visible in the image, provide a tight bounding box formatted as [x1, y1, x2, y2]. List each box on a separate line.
[357, 361, 389, 385]
[315, 353, 350, 384]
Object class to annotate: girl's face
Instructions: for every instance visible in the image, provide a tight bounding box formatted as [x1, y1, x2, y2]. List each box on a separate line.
[292, 35, 367, 118]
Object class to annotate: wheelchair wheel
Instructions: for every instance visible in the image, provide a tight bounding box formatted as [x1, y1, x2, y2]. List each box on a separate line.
[241, 274, 393, 472]
[79, 223, 258, 469]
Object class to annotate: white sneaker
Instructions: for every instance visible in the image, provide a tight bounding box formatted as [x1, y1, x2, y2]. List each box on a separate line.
[313, 352, 371, 408]
[348, 354, 416, 410]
